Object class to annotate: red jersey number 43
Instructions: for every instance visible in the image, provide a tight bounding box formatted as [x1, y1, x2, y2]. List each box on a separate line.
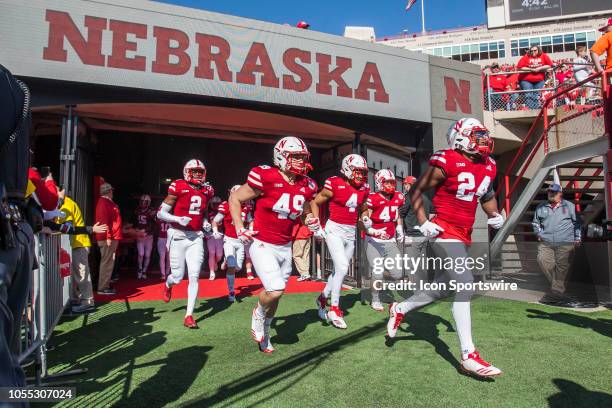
[272, 193, 305, 220]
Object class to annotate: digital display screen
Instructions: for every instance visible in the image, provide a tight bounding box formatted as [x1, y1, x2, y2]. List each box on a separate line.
[507, 0, 611, 23]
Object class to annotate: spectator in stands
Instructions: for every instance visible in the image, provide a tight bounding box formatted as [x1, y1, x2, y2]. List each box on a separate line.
[487, 62, 510, 111]
[95, 182, 122, 295]
[573, 46, 593, 83]
[591, 17, 612, 73]
[532, 184, 582, 308]
[555, 64, 572, 85]
[292, 223, 313, 281]
[517, 45, 553, 109]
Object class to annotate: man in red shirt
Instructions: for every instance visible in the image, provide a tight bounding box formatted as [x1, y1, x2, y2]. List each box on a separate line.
[487, 63, 509, 111]
[517, 46, 553, 109]
[95, 182, 123, 295]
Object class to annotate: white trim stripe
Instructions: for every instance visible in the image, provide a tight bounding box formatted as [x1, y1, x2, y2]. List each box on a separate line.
[249, 171, 261, 180]
[430, 156, 446, 163]
[248, 177, 263, 187]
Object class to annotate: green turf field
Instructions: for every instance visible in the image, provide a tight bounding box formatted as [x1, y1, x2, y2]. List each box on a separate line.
[47, 292, 612, 407]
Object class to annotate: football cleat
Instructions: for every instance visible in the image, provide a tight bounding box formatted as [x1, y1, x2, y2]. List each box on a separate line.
[228, 292, 235, 302]
[251, 308, 265, 343]
[209, 271, 216, 281]
[183, 315, 198, 329]
[163, 284, 172, 303]
[371, 301, 384, 312]
[387, 302, 405, 338]
[259, 335, 275, 353]
[246, 272, 255, 280]
[327, 306, 347, 329]
[460, 351, 502, 378]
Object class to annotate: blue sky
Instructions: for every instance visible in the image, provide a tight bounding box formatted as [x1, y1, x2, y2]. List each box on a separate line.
[155, 0, 487, 37]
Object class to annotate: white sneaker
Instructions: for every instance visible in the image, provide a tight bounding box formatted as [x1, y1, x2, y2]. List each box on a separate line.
[327, 307, 347, 329]
[371, 301, 384, 312]
[209, 271, 216, 280]
[297, 274, 311, 282]
[246, 272, 255, 280]
[387, 302, 405, 338]
[259, 334, 275, 353]
[251, 308, 265, 343]
[460, 351, 502, 378]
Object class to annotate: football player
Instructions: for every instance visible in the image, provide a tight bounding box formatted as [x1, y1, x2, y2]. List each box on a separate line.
[229, 136, 317, 353]
[157, 159, 210, 329]
[135, 194, 156, 279]
[307, 154, 370, 329]
[206, 196, 223, 280]
[365, 169, 405, 311]
[386, 118, 505, 378]
[156, 215, 172, 280]
[212, 185, 253, 302]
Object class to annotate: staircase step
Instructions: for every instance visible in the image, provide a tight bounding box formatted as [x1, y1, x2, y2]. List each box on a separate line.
[539, 188, 604, 194]
[546, 175, 603, 181]
[558, 162, 603, 169]
[531, 199, 603, 205]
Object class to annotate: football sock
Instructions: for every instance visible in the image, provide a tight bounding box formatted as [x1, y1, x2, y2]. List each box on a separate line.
[256, 302, 265, 317]
[186, 275, 199, 316]
[452, 301, 475, 357]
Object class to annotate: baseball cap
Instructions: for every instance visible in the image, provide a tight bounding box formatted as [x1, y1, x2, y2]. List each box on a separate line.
[403, 176, 417, 184]
[296, 21, 310, 29]
[100, 182, 113, 195]
[547, 183, 562, 193]
[599, 17, 612, 32]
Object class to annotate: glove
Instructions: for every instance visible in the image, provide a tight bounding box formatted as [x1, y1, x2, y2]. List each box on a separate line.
[202, 220, 212, 232]
[395, 225, 405, 243]
[361, 216, 373, 229]
[212, 231, 224, 240]
[177, 216, 192, 227]
[418, 220, 444, 238]
[305, 217, 321, 232]
[237, 227, 258, 244]
[313, 228, 326, 239]
[367, 227, 390, 240]
[43, 209, 66, 220]
[487, 212, 505, 230]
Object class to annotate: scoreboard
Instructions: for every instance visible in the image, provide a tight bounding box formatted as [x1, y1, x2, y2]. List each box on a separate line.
[487, 0, 611, 28]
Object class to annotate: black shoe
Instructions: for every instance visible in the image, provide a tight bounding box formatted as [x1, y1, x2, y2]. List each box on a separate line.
[97, 288, 116, 295]
[72, 304, 96, 314]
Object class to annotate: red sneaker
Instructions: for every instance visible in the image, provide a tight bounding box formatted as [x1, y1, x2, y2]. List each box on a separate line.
[163, 284, 172, 303]
[183, 315, 198, 329]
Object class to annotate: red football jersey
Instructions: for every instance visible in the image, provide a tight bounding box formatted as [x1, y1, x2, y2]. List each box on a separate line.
[167, 179, 209, 231]
[429, 149, 496, 231]
[218, 201, 251, 239]
[157, 219, 172, 239]
[247, 165, 317, 245]
[324, 176, 370, 226]
[366, 191, 405, 238]
[135, 207, 156, 235]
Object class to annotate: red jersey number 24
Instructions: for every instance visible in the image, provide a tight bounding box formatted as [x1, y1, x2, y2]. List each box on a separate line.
[456, 173, 491, 202]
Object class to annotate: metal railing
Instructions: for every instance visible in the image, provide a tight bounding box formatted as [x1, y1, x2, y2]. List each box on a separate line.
[484, 63, 602, 112]
[496, 68, 611, 215]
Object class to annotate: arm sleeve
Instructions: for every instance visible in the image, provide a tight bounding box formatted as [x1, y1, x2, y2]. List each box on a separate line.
[247, 167, 264, 190]
[323, 178, 333, 192]
[543, 54, 553, 66]
[43, 221, 91, 235]
[96, 201, 112, 240]
[590, 35, 609, 56]
[213, 213, 224, 224]
[398, 201, 410, 219]
[516, 56, 527, 69]
[570, 204, 582, 241]
[157, 202, 182, 223]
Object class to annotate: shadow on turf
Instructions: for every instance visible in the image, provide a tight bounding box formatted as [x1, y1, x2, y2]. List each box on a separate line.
[177, 320, 386, 407]
[548, 379, 612, 407]
[526, 309, 612, 339]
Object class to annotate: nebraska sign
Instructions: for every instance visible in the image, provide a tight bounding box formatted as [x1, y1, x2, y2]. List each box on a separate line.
[0, 0, 431, 121]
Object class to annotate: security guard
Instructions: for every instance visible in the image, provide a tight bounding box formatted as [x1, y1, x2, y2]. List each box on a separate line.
[0, 64, 35, 389]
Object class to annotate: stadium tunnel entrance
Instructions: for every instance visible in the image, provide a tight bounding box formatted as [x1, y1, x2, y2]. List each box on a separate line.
[30, 99, 429, 223]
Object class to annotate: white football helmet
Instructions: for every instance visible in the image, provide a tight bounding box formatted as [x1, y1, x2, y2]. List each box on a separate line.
[447, 118, 493, 157]
[229, 184, 241, 194]
[375, 169, 396, 194]
[273, 136, 312, 176]
[341, 154, 368, 187]
[139, 194, 151, 208]
[183, 159, 206, 186]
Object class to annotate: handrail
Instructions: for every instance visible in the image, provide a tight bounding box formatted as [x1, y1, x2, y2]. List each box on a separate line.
[496, 68, 608, 215]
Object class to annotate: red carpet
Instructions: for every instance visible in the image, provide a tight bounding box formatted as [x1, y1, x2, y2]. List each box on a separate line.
[94, 271, 328, 303]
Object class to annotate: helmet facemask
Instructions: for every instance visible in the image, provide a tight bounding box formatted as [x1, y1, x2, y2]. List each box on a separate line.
[186, 168, 206, 186]
[349, 168, 368, 187]
[381, 179, 396, 194]
[284, 152, 313, 176]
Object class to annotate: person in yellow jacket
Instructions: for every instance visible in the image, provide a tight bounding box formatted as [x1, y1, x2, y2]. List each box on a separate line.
[56, 188, 96, 314]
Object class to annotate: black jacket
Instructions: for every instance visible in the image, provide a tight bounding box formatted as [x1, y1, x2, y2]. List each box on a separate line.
[399, 193, 433, 237]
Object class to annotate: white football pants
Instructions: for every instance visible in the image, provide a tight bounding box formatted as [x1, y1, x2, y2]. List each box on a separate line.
[249, 239, 292, 292]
